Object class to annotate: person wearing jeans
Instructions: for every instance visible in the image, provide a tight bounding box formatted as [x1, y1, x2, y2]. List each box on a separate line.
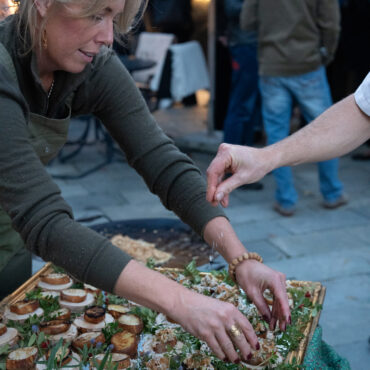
[240, 0, 346, 215]
[260, 67, 343, 212]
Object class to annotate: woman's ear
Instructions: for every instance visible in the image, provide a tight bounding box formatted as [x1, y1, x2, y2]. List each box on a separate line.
[34, 0, 52, 18]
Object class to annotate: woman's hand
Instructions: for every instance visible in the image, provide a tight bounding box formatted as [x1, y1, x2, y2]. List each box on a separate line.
[234, 259, 291, 331]
[171, 289, 259, 363]
[206, 144, 273, 207]
[203, 218, 291, 333]
[115, 260, 259, 363]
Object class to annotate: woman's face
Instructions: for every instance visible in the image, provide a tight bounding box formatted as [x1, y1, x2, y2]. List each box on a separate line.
[36, 0, 126, 74]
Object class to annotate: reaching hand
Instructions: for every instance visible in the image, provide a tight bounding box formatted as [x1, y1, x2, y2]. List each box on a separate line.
[234, 259, 291, 332]
[172, 290, 260, 363]
[206, 144, 271, 207]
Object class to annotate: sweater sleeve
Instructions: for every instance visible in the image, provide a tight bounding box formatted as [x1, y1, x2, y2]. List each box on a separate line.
[0, 63, 132, 293]
[85, 54, 226, 237]
[316, 0, 340, 65]
[240, 0, 258, 31]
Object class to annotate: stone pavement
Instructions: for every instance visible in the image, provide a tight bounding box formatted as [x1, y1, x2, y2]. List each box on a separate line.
[33, 108, 370, 369]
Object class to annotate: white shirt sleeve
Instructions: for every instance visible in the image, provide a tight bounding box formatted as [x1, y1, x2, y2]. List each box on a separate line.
[354, 72, 370, 116]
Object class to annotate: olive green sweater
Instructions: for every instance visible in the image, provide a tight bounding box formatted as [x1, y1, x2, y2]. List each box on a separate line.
[0, 16, 225, 292]
[240, 0, 340, 76]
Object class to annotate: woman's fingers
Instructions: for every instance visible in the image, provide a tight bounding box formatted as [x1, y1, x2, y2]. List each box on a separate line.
[216, 331, 240, 363]
[203, 334, 226, 362]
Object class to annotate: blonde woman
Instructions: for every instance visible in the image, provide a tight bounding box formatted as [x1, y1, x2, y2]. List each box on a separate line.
[0, 0, 290, 362]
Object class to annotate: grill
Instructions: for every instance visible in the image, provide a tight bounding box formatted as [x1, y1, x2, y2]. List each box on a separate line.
[90, 218, 212, 268]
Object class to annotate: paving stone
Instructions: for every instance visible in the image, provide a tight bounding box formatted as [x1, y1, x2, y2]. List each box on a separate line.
[233, 219, 292, 244]
[56, 183, 88, 198]
[64, 191, 128, 213]
[267, 249, 370, 281]
[121, 189, 164, 205]
[320, 306, 370, 346]
[224, 203, 278, 224]
[270, 227, 369, 257]
[241, 240, 287, 262]
[333, 340, 370, 370]
[101, 203, 177, 221]
[277, 208, 368, 235]
[322, 274, 370, 310]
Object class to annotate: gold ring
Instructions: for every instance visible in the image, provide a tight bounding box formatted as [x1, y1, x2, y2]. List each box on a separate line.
[229, 324, 242, 338]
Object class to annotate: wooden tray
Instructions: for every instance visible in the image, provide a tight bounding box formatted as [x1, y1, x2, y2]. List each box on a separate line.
[0, 263, 325, 366]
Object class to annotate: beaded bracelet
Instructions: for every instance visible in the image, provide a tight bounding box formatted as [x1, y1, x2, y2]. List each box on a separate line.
[228, 252, 263, 283]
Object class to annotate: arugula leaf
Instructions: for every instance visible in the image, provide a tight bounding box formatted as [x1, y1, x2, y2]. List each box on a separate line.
[210, 269, 236, 286]
[105, 293, 128, 306]
[146, 257, 156, 269]
[183, 259, 202, 284]
[102, 322, 122, 343]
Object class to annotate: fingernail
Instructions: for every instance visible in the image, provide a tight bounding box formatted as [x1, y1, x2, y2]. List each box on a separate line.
[247, 353, 253, 360]
[215, 192, 224, 201]
[263, 315, 270, 323]
[256, 342, 260, 350]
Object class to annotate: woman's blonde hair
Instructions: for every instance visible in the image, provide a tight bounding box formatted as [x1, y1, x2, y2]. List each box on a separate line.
[15, 0, 147, 52]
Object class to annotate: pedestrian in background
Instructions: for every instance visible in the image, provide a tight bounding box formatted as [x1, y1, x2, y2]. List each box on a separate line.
[240, 0, 347, 216]
[222, 0, 263, 191]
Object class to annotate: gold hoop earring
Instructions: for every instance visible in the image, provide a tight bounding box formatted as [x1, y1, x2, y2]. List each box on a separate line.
[42, 29, 47, 50]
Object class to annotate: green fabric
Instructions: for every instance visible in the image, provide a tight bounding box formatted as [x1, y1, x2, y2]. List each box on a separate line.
[240, 0, 340, 76]
[303, 326, 351, 369]
[0, 16, 226, 293]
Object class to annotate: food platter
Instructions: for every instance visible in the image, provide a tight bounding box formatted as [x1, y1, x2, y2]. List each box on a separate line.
[0, 262, 325, 369]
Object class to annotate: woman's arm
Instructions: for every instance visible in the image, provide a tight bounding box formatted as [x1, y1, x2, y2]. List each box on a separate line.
[115, 259, 260, 363]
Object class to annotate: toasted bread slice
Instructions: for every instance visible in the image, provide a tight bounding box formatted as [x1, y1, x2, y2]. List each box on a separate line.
[0, 327, 18, 348]
[107, 304, 130, 319]
[3, 307, 44, 324]
[0, 323, 7, 336]
[39, 320, 71, 335]
[48, 324, 78, 346]
[111, 331, 138, 357]
[84, 283, 101, 295]
[118, 314, 143, 334]
[50, 307, 71, 321]
[72, 331, 105, 351]
[41, 273, 70, 285]
[59, 292, 94, 313]
[74, 313, 114, 333]
[92, 353, 131, 369]
[9, 300, 39, 315]
[60, 289, 87, 303]
[84, 306, 106, 324]
[6, 346, 38, 369]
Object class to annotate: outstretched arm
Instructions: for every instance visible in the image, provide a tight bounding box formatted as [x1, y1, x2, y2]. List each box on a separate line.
[207, 94, 370, 206]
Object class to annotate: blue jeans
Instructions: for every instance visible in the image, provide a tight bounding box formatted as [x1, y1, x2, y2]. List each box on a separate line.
[223, 43, 262, 146]
[260, 67, 343, 207]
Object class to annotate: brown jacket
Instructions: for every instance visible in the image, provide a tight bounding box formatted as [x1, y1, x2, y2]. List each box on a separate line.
[240, 0, 340, 76]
